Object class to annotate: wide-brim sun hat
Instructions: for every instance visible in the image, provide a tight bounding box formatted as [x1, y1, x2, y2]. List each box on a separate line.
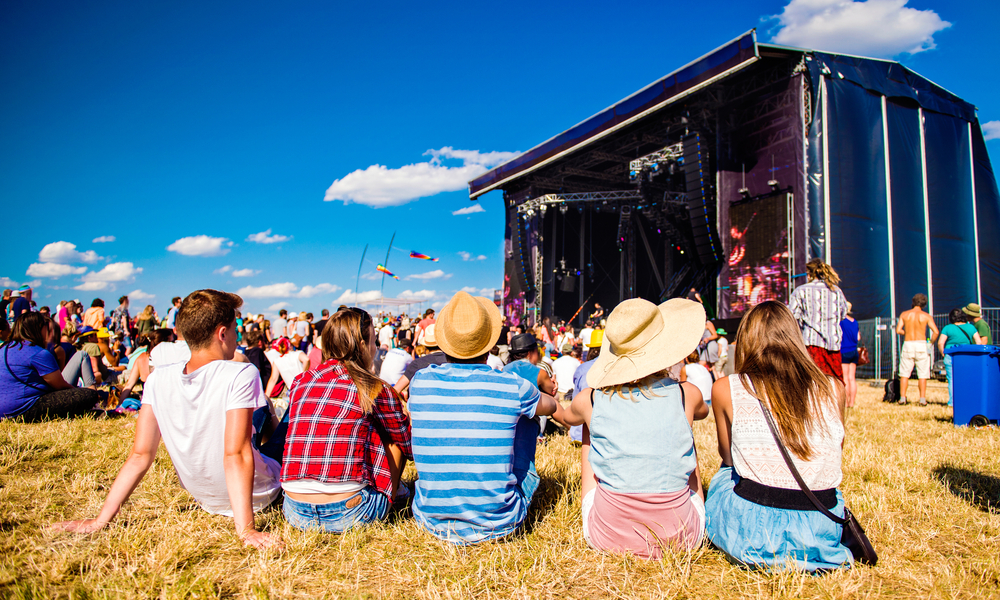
[423, 324, 438, 347]
[587, 329, 604, 348]
[963, 303, 983, 319]
[587, 298, 706, 389]
[97, 327, 111, 338]
[435, 291, 502, 359]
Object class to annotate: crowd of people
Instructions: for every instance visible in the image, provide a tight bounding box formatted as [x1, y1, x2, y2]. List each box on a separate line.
[0, 256, 987, 569]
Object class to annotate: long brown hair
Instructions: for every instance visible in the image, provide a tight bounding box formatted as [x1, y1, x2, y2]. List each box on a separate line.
[806, 258, 840, 290]
[322, 309, 382, 413]
[734, 301, 839, 460]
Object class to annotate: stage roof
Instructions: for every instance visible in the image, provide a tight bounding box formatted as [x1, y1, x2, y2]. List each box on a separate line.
[468, 30, 979, 199]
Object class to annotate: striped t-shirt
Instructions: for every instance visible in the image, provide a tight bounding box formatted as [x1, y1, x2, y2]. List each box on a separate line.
[409, 362, 540, 544]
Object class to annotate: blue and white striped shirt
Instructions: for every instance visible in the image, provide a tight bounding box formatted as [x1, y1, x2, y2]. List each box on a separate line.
[409, 362, 540, 544]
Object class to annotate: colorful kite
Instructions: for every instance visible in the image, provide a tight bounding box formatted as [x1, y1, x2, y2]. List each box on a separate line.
[376, 264, 399, 280]
[409, 251, 440, 262]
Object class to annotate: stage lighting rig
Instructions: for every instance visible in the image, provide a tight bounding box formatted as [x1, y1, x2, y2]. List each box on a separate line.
[629, 142, 684, 183]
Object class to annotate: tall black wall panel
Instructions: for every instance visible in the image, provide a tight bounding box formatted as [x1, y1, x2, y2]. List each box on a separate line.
[827, 82, 890, 320]
[971, 124, 1000, 307]
[886, 102, 929, 316]
[924, 110, 978, 313]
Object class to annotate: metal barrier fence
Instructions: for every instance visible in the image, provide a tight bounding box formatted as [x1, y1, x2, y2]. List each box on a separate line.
[856, 307, 998, 380]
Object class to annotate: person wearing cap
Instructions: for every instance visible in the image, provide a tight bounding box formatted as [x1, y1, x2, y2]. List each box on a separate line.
[392, 324, 446, 399]
[963, 303, 991, 345]
[8, 286, 33, 322]
[705, 300, 851, 571]
[62, 326, 100, 388]
[713, 327, 730, 380]
[408, 292, 565, 544]
[558, 298, 708, 558]
[502, 334, 557, 396]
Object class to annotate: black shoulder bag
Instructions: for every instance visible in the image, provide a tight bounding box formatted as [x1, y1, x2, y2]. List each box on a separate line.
[758, 401, 878, 566]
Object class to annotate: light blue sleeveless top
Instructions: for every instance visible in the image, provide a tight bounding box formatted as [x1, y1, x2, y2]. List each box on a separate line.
[589, 377, 696, 494]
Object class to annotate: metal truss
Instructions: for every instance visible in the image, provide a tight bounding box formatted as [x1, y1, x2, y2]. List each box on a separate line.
[628, 143, 684, 181]
[515, 190, 644, 216]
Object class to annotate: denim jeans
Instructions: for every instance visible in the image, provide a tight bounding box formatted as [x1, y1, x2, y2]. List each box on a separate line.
[62, 351, 95, 387]
[512, 416, 541, 505]
[252, 406, 288, 465]
[944, 354, 954, 406]
[283, 487, 390, 533]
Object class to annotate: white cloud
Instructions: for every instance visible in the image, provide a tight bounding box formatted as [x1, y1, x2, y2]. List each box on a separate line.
[0, 277, 41, 289]
[768, 0, 950, 58]
[406, 269, 451, 281]
[431, 301, 446, 309]
[460, 286, 478, 293]
[236, 282, 341, 299]
[81, 262, 142, 283]
[246, 229, 292, 244]
[38, 241, 101, 264]
[167, 235, 233, 257]
[984, 121, 1000, 141]
[129, 289, 155, 300]
[458, 251, 488, 261]
[26, 263, 87, 278]
[267, 302, 291, 315]
[335, 289, 384, 305]
[324, 147, 519, 208]
[232, 268, 260, 278]
[398, 289, 436, 301]
[214, 265, 233, 274]
[92, 235, 116, 243]
[360, 271, 381, 281]
[452, 204, 486, 216]
[460, 286, 496, 296]
[74, 281, 108, 291]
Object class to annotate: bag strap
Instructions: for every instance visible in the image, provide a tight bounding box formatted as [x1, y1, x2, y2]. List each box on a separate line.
[756, 398, 847, 525]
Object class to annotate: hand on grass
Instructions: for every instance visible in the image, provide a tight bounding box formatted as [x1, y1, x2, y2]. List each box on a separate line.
[240, 530, 284, 550]
[50, 518, 109, 534]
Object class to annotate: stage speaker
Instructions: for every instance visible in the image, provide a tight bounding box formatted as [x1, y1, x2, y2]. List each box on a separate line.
[511, 212, 535, 296]
[560, 275, 576, 293]
[683, 132, 721, 265]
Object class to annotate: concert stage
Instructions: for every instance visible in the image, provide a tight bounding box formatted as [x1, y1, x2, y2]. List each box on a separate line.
[469, 30, 1000, 328]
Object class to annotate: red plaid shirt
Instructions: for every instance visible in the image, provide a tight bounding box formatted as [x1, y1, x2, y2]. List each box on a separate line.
[280, 360, 412, 499]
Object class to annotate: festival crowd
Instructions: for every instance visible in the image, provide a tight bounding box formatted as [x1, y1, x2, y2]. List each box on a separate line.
[0, 257, 989, 569]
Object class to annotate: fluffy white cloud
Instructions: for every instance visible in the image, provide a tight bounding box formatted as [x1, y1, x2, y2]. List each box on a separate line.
[0, 277, 41, 288]
[74, 281, 108, 291]
[324, 147, 518, 208]
[246, 229, 292, 244]
[38, 241, 101, 264]
[81, 262, 142, 283]
[232, 268, 260, 278]
[167, 235, 233, 257]
[458, 251, 487, 261]
[360, 271, 381, 281]
[406, 269, 451, 281]
[335, 290, 384, 305]
[768, 0, 950, 58]
[92, 235, 116, 243]
[453, 204, 486, 216]
[214, 265, 233, 274]
[267, 302, 291, 315]
[26, 263, 87, 278]
[398, 289, 436, 301]
[236, 282, 341, 299]
[459, 286, 495, 296]
[984, 121, 1000, 141]
[129, 289, 155, 300]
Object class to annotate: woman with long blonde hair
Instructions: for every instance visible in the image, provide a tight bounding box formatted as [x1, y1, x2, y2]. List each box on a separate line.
[705, 300, 850, 570]
[788, 258, 849, 383]
[280, 307, 411, 533]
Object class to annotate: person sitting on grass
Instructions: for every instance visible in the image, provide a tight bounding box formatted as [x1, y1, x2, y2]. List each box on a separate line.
[408, 291, 565, 544]
[52, 290, 284, 550]
[281, 307, 411, 533]
[1, 312, 101, 421]
[561, 298, 709, 559]
[705, 300, 850, 571]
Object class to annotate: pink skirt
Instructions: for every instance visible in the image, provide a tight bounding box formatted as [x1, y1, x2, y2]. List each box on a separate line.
[583, 484, 704, 559]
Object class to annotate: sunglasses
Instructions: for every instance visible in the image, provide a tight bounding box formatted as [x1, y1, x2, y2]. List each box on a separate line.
[343, 306, 373, 335]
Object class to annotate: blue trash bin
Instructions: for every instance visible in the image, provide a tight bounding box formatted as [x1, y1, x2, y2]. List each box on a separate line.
[943, 344, 1000, 427]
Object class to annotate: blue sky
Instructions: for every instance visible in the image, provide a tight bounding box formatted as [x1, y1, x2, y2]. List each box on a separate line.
[3, 0, 998, 317]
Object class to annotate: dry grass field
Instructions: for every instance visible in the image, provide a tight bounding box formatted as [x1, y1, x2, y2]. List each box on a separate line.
[2, 381, 999, 599]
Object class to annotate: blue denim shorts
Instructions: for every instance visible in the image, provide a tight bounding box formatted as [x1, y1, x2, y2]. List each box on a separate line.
[282, 487, 390, 533]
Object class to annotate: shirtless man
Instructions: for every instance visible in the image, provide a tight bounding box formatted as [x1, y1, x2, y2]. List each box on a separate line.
[895, 293, 939, 405]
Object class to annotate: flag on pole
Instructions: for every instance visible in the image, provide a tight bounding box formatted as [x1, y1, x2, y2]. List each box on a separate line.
[377, 264, 399, 280]
[409, 251, 439, 262]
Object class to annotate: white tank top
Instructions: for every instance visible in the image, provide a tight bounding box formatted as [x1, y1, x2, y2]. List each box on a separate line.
[728, 374, 843, 490]
[273, 351, 306, 387]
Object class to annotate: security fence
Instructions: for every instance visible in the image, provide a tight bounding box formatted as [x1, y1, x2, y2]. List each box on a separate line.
[856, 308, 998, 380]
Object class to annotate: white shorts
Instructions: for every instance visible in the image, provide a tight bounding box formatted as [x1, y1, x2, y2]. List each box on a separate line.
[899, 340, 931, 379]
[581, 487, 706, 548]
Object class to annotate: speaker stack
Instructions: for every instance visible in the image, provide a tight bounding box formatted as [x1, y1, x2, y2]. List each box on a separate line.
[511, 212, 535, 296]
[683, 132, 721, 265]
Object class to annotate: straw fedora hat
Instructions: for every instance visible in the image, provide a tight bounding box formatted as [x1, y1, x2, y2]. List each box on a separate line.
[435, 291, 502, 359]
[587, 298, 706, 389]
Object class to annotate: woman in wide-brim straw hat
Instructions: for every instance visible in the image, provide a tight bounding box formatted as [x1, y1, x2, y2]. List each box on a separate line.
[560, 297, 710, 559]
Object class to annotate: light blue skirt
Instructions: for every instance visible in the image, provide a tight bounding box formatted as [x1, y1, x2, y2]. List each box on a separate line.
[705, 466, 853, 571]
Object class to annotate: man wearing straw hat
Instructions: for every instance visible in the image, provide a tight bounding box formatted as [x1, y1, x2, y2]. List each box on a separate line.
[963, 303, 992, 345]
[408, 291, 564, 544]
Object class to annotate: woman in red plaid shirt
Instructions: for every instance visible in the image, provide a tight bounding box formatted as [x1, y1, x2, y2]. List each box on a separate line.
[280, 307, 412, 533]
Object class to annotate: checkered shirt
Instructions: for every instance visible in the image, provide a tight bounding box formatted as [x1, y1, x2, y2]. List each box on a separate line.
[280, 359, 412, 499]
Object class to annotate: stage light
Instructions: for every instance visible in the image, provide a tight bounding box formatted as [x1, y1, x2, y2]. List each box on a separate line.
[768, 179, 780, 190]
[559, 204, 568, 214]
[739, 188, 751, 199]
[539, 204, 547, 215]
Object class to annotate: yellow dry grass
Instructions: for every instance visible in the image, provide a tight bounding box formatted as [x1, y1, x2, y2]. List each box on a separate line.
[2, 382, 999, 599]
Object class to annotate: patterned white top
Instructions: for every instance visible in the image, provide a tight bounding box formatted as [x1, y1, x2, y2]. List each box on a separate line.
[788, 280, 848, 351]
[729, 374, 844, 490]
